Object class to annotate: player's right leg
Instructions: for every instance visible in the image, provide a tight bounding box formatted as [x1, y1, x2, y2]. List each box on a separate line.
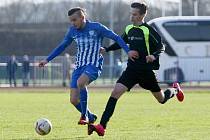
[70, 88, 97, 125]
[76, 73, 90, 125]
[70, 68, 96, 125]
[76, 65, 101, 125]
[79, 87, 97, 124]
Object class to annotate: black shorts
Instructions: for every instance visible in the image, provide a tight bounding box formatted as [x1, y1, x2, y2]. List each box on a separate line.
[117, 67, 161, 92]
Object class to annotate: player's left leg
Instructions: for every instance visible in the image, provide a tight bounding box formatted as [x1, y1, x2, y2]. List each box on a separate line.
[13, 74, 17, 87]
[152, 84, 184, 104]
[9, 74, 12, 87]
[152, 88, 176, 104]
[149, 80, 184, 103]
[172, 82, 184, 102]
[139, 71, 184, 104]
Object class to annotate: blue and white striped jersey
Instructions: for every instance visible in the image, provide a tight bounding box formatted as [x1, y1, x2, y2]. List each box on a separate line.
[46, 20, 129, 70]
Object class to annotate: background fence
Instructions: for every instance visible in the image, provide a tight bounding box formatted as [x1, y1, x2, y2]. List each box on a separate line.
[1, 56, 210, 87]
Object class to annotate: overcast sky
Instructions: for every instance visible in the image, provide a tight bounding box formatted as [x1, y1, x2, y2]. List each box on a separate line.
[0, 0, 181, 6]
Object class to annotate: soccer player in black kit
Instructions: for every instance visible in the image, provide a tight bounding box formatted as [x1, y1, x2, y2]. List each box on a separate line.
[88, 2, 184, 136]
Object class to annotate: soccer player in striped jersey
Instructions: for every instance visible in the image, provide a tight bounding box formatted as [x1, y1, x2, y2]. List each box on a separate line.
[39, 7, 138, 125]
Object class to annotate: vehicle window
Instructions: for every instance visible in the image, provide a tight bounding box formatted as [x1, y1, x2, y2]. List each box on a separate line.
[163, 21, 210, 42]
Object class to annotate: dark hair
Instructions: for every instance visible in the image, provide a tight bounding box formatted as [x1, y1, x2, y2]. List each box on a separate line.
[68, 7, 85, 16]
[131, 2, 147, 15]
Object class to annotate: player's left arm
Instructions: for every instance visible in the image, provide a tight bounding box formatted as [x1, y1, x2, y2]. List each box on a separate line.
[150, 27, 165, 59]
[146, 27, 165, 63]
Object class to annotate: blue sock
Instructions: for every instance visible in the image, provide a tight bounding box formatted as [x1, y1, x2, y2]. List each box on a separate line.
[75, 103, 82, 112]
[74, 88, 94, 121]
[74, 103, 94, 121]
[80, 88, 88, 117]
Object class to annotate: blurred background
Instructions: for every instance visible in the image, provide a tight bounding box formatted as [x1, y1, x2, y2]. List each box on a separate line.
[0, 0, 210, 87]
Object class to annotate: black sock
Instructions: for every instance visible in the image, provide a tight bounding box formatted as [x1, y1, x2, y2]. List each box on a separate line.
[161, 89, 174, 104]
[100, 97, 118, 129]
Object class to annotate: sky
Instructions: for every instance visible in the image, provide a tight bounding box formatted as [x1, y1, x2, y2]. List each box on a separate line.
[0, 0, 181, 6]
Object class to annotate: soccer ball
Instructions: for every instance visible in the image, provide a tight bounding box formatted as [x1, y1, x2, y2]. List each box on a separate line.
[35, 118, 52, 135]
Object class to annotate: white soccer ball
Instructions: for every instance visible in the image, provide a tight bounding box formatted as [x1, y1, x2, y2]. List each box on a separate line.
[35, 118, 52, 136]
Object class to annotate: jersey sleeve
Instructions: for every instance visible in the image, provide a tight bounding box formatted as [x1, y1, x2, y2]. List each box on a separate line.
[105, 32, 128, 52]
[98, 23, 130, 53]
[46, 27, 73, 62]
[149, 27, 165, 59]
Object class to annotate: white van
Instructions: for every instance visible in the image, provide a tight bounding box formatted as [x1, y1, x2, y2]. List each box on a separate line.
[148, 16, 210, 83]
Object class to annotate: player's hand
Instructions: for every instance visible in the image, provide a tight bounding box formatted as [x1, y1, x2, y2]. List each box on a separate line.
[100, 47, 106, 55]
[39, 60, 48, 67]
[128, 50, 139, 61]
[146, 55, 156, 63]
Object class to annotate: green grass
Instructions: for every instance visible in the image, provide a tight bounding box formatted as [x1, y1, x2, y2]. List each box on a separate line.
[0, 88, 210, 140]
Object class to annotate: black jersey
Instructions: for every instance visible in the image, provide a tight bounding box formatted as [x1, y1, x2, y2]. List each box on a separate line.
[106, 23, 165, 70]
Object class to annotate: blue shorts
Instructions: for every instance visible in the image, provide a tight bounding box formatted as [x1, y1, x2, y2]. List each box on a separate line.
[70, 65, 101, 88]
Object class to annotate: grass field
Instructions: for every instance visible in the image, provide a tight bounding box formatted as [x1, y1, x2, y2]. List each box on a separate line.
[0, 88, 210, 140]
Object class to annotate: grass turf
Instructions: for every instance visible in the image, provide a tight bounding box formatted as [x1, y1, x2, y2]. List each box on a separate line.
[0, 88, 210, 140]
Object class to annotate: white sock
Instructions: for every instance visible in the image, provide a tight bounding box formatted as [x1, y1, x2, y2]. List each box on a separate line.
[167, 88, 178, 95]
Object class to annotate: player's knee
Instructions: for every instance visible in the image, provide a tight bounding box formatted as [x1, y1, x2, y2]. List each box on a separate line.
[77, 81, 85, 89]
[111, 90, 122, 99]
[70, 97, 78, 105]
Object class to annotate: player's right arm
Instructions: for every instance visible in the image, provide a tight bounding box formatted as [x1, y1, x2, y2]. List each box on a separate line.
[39, 28, 73, 67]
[97, 23, 138, 61]
[99, 31, 138, 61]
[104, 32, 128, 52]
